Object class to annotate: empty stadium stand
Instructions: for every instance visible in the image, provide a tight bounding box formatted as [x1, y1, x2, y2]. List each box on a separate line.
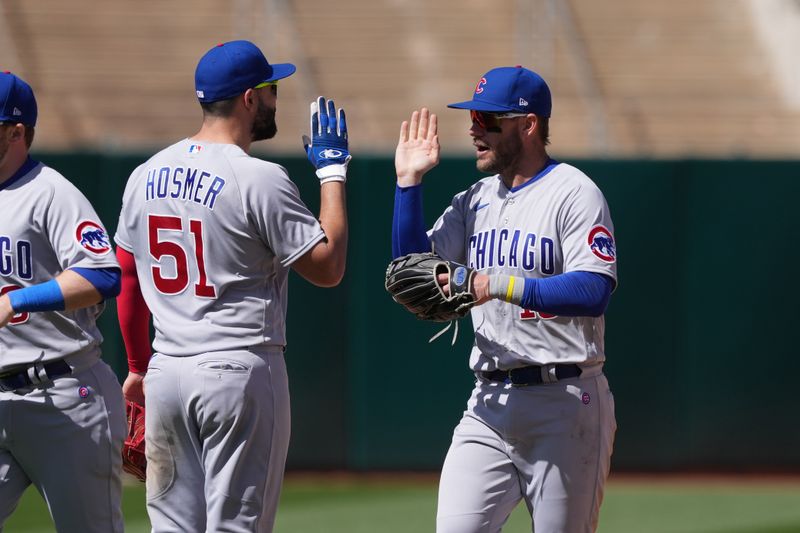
[1, 0, 797, 157]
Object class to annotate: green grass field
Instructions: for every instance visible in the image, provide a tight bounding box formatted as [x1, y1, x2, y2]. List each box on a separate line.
[5, 474, 800, 532]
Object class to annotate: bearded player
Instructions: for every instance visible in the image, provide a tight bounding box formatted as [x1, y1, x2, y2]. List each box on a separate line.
[115, 41, 349, 532]
[392, 66, 618, 532]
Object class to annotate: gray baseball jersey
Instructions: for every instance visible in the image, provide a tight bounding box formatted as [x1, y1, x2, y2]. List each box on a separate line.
[115, 139, 325, 356]
[428, 162, 617, 370]
[431, 161, 618, 533]
[0, 158, 125, 532]
[0, 160, 119, 369]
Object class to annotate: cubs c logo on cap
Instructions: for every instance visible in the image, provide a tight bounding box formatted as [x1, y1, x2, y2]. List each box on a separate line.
[76, 221, 112, 255]
[474, 77, 487, 95]
[587, 225, 616, 263]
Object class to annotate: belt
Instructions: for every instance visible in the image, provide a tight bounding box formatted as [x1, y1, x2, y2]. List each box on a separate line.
[0, 360, 72, 392]
[479, 364, 582, 386]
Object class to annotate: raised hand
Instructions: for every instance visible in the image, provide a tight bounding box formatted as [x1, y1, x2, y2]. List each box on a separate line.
[395, 108, 440, 187]
[302, 96, 351, 184]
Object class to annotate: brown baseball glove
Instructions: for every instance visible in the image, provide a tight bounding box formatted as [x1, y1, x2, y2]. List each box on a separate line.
[384, 252, 477, 322]
[122, 400, 146, 482]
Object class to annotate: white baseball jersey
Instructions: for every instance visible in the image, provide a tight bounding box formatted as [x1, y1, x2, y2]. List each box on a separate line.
[429, 162, 617, 370]
[114, 139, 325, 356]
[0, 159, 119, 371]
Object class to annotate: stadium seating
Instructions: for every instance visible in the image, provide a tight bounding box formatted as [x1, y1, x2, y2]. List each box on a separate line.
[1, 0, 797, 156]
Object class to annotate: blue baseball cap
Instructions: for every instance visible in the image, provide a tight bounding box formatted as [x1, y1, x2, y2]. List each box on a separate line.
[194, 40, 296, 103]
[0, 71, 37, 126]
[448, 66, 552, 117]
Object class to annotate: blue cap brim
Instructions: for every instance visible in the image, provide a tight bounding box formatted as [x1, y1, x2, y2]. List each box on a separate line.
[447, 99, 517, 112]
[266, 63, 297, 82]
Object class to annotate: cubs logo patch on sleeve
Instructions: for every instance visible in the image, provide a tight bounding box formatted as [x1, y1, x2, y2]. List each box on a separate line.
[587, 225, 616, 263]
[75, 221, 112, 255]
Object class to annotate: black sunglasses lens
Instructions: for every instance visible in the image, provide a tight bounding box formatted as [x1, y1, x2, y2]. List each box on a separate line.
[471, 111, 496, 129]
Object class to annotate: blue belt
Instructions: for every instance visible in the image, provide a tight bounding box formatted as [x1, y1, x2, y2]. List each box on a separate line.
[0, 360, 72, 392]
[480, 364, 582, 386]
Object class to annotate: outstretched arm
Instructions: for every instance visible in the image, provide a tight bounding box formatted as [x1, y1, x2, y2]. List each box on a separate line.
[291, 181, 348, 287]
[293, 97, 349, 287]
[392, 108, 440, 257]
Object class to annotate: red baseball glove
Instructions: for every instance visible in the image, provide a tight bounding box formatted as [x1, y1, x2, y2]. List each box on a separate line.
[122, 400, 146, 482]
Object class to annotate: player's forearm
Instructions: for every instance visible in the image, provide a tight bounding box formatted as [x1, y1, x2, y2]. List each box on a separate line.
[117, 248, 152, 374]
[396, 170, 427, 187]
[4, 269, 103, 317]
[392, 184, 431, 258]
[486, 271, 614, 317]
[0, 294, 14, 328]
[314, 181, 348, 284]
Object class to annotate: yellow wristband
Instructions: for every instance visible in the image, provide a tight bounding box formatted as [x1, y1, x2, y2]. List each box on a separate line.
[505, 276, 516, 302]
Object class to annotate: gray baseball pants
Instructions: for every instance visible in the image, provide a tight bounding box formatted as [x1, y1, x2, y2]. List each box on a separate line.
[436, 369, 616, 533]
[143, 346, 290, 533]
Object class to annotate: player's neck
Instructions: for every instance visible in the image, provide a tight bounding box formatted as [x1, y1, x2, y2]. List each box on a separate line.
[500, 150, 551, 189]
[0, 147, 29, 185]
[191, 119, 253, 153]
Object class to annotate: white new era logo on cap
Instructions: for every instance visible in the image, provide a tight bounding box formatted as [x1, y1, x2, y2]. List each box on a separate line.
[519, 98, 528, 107]
[12, 107, 22, 116]
[196, 90, 204, 98]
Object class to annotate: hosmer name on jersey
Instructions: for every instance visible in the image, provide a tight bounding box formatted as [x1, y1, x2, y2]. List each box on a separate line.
[145, 166, 226, 210]
[468, 228, 555, 273]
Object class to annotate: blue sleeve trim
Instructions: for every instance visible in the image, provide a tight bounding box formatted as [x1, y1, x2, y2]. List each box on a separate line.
[7, 279, 65, 313]
[520, 271, 613, 317]
[70, 267, 122, 299]
[392, 184, 431, 258]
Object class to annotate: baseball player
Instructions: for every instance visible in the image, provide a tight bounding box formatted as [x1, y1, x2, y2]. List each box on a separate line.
[0, 72, 126, 531]
[392, 66, 618, 532]
[115, 40, 349, 532]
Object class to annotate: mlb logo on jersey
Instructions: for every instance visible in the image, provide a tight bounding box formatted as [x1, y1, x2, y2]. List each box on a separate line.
[587, 225, 616, 263]
[76, 221, 111, 255]
[189, 144, 203, 154]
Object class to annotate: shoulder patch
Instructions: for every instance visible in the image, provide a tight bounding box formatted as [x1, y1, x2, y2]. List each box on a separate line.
[587, 225, 616, 263]
[76, 220, 112, 255]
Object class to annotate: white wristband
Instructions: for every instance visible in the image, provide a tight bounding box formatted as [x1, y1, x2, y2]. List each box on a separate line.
[315, 156, 351, 185]
[488, 274, 525, 305]
[316, 165, 347, 184]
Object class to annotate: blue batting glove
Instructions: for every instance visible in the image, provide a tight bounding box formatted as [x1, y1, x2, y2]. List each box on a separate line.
[302, 96, 351, 184]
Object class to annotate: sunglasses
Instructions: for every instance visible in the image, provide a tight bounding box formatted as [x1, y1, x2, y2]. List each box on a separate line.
[470, 110, 528, 131]
[253, 81, 278, 89]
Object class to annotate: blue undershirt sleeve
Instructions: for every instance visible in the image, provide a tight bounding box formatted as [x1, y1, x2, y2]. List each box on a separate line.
[392, 184, 431, 259]
[70, 267, 122, 299]
[520, 271, 614, 317]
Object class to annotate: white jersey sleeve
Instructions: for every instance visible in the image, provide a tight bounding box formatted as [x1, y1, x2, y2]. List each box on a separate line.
[44, 173, 120, 271]
[428, 187, 478, 264]
[241, 163, 325, 267]
[558, 179, 618, 283]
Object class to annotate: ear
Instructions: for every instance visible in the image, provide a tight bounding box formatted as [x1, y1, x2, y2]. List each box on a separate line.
[522, 114, 538, 138]
[8, 124, 25, 142]
[243, 88, 257, 110]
